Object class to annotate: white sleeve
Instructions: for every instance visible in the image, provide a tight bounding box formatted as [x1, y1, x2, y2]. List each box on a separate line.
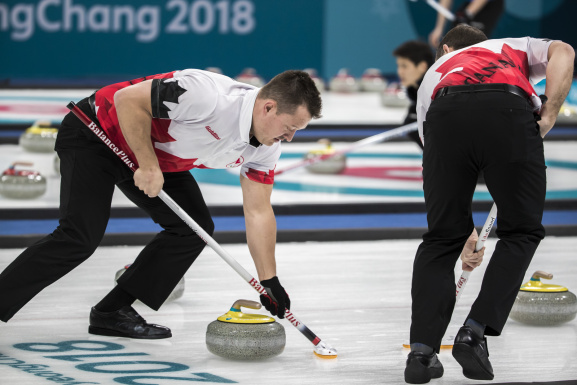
[416, 91, 427, 147]
[241, 143, 281, 185]
[526, 37, 554, 85]
[416, 69, 438, 147]
[151, 72, 218, 123]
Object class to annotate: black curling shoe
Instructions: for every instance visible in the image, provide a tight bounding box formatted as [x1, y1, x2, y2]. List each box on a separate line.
[452, 326, 494, 380]
[404, 351, 444, 384]
[89, 306, 172, 339]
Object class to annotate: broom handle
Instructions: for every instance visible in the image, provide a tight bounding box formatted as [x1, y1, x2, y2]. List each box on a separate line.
[275, 122, 418, 176]
[455, 203, 498, 302]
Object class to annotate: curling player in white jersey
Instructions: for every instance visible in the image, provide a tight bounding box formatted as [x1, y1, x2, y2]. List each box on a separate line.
[0, 69, 322, 339]
[405, 24, 574, 383]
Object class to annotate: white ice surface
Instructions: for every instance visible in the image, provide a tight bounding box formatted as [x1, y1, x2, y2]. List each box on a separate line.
[1, 237, 576, 384]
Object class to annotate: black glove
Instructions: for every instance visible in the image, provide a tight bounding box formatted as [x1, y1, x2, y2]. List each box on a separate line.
[453, 10, 472, 26]
[453, 10, 485, 31]
[259, 276, 290, 319]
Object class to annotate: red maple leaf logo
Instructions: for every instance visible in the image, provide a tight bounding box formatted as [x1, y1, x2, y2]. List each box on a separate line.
[433, 44, 530, 99]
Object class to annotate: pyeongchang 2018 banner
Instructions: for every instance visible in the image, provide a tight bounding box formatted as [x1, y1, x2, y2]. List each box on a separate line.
[0, 0, 323, 83]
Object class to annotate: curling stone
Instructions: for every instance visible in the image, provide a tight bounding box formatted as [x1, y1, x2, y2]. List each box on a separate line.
[304, 139, 346, 174]
[359, 68, 387, 92]
[0, 162, 47, 199]
[303, 68, 326, 93]
[115, 264, 185, 303]
[329, 68, 359, 93]
[235, 68, 265, 88]
[380, 83, 411, 108]
[206, 299, 285, 360]
[205, 67, 223, 74]
[556, 103, 577, 124]
[509, 270, 577, 326]
[19, 121, 58, 153]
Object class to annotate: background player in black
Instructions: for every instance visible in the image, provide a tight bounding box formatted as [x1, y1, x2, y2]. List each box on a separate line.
[429, 0, 505, 48]
[393, 40, 435, 150]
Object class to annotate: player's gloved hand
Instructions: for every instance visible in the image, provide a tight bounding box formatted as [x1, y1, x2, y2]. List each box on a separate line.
[454, 10, 472, 26]
[259, 276, 290, 319]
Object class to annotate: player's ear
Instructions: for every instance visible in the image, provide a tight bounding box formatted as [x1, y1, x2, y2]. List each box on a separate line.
[264, 100, 277, 114]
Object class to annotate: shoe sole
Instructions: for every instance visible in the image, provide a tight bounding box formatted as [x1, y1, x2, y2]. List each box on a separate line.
[452, 343, 494, 380]
[89, 326, 172, 339]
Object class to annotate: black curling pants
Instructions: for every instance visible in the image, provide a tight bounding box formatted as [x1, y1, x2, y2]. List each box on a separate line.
[410, 91, 546, 352]
[0, 98, 214, 322]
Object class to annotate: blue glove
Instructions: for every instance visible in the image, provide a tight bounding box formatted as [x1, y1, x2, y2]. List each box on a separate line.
[259, 276, 291, 319]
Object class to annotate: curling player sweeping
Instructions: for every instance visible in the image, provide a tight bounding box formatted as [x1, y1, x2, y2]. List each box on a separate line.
[405, 24, 574, 383]
[0, 69, 338, 357]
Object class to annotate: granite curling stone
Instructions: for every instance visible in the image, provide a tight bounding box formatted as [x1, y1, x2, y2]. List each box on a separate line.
[206, 299, 285, 360]
[305, 139, 347, 174]
[509, 270, 577, 326]
[303, 68, 326, 93]
[329, 68, 359, 93]
[359, 68, 387, 92]
[19, 121, 58, 153]
[0, 162, 47, 199]
[115, 264, 185, 303]
[235, 68, 265, 88]
[380, 83, 411, 108]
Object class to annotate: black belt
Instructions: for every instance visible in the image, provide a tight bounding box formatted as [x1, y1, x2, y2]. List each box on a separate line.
[435, 83, 530, 102]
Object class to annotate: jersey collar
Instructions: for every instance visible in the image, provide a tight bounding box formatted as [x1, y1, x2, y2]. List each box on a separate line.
[240, 88, 260, 146]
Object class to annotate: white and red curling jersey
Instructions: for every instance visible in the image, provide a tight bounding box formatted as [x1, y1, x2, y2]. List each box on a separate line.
[93, 69, 280, 184]
[416, 37, 555, 145]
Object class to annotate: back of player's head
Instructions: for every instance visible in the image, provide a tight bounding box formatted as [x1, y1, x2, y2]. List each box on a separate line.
[259, 70, 322, 119]
[436, 24, 488, 60]
[393, 40, 434, 68]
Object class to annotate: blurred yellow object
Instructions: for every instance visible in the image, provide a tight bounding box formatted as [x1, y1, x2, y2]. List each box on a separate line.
[19, 121, 58, 153]
[557, 103, 577, 123]
[25, 127, 58, 136]
[305, 139, 346, 174]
